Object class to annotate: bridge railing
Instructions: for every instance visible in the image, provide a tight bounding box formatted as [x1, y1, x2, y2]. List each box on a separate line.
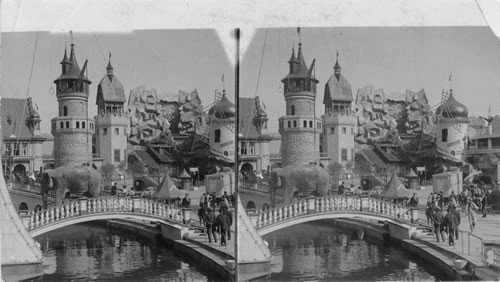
[21, 197, 187, 232]
[251, 196, 413, 229]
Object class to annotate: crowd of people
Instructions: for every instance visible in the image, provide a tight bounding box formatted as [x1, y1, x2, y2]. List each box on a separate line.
[197, 191, 234, 247]
[425, 186, 491, 246]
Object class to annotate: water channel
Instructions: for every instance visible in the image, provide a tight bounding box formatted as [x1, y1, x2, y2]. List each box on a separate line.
[34, 223, 217, 281]
[264, 221, 449, 281]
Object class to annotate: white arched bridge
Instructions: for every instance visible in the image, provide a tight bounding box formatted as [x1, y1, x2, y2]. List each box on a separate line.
[247, 196, 419, 237]
[19, 197, 190, 237]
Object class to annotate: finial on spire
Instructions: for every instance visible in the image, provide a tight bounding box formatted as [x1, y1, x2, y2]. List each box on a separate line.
[297, 27, 301, 44]
[70, 30, 74, 45]
[449, 72, 453, 90]
[106, 51, 114, 76]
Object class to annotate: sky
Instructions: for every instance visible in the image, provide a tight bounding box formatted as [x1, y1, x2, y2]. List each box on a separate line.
[240, 27, 500, 133]
[2, 30, 235, 133]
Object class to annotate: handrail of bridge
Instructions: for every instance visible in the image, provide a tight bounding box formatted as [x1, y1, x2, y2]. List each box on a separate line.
[21, 197, 187, 233]
[252, 196, 413, 229]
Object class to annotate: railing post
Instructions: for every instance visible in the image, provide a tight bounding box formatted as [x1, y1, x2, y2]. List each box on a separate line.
[20, 213, 31, 230]
[306, 196, 316, 214]
[132, 197, 142, 213]
[79, 198, 89, 216]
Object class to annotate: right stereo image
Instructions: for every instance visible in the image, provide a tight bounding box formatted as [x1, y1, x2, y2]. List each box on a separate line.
[236, 26, 500, 281]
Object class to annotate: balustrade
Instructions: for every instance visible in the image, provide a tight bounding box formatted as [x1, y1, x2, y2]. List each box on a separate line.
[253, 196, 413, 230]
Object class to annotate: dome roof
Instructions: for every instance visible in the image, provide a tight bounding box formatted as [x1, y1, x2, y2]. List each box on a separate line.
[209, 92, 235, 119]
[436, 92, 468, 118]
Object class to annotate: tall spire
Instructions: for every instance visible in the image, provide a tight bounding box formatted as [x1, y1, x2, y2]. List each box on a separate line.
[334, 50, 341, 80]
[106, 51, 114, 78]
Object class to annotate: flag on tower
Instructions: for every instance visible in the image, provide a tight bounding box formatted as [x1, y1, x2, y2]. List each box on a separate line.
[449, 72, 452, 82]
[222, 74, 224, 82]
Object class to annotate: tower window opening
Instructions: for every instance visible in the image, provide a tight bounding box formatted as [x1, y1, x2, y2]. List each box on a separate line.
[342, 127, 347, 134]
[291, 105, 295, 116]
[341, 148, 348, 161]
[104, 128, 108, 135]
[442, 128, 448, 142]
[66, 121, 69, 128]
[115, 128, 119, 135]
[214, 129, 221, 143]
[303, 121, 307, 128]
[82, 122, 85, 129]
[76, 121, 80, 129]
[331, 128, 335, 135]
[309, 121, 313, 128]
[293, 121, 297, 128]
[63, 106, 68, 116]
[287, 121, 291, 128]
[60, 122, 64, 129]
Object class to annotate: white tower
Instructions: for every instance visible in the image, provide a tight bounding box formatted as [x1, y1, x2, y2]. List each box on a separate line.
[95, 54, 128, 166]
[208, 90, 235, 163]
[322, 53, 356, 165]
[435, 90, 469, 162]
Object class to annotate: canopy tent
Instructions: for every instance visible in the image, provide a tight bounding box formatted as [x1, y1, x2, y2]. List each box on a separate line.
[178, 169, 191, 179]
[153, 174, 184, 200]
[380, 171, 412, 199]
[406, 168, 418, 178]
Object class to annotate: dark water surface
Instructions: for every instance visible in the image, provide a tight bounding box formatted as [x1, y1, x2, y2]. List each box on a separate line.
[35, 223, 215, 281]
[264, 221, 449, 281]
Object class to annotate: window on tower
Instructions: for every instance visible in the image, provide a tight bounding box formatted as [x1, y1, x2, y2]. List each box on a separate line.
[63, 106, 68, 116]
[287, 121, 291, 128]
[66, 121, 69, 128]
[104, 128, 108, 135]
[309, 121, 313, 128]
[114, 149, 120, 163]
[331, 127, 335, 135]
[442, 128, 448, 142]
[341, 148, 348, 161]
[291, 105, 295, 115]
[60, 122, 64, 129]
[293, 120, 297, 128]
[82, 122, 85, 129]
[115, 128, 119, 135]
[76, 121, 80, 129]
[303, 121, 307, 128]
[215, 129, 221, 143]
[342, 127, 347, 134]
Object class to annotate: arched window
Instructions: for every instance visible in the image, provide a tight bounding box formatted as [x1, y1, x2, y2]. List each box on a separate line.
[293, 120, 297, 128]
[309, 121, 313, 128]
[82, 122, 86, 129]
[60, 122, 63, 129]
[76, 121, 80, 129]
[66, 121, 69, 128]
[303, 120, 307, 128]
[18, 202, 28, 211]
[63, 106, 68, 116]
[291, 105, 295, 115]
[287, 121, 291, 128]
[246, 201, 256, 210]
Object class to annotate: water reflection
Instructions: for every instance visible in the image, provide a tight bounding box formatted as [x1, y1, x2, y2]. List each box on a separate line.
[36, 223, 211, 281]
[265, 221, 446, 281]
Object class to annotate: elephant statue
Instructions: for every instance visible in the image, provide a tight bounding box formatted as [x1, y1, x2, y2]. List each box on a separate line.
[268, 165, 330, 207]
[40, 165, 102, 209]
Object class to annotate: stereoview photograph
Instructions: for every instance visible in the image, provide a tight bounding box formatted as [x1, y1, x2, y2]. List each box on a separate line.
[1, 29, 236, 281]
[237, 26, 500, 281]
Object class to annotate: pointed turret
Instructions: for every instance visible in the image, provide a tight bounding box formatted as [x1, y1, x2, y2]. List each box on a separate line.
[288, 47, 297, 73]
[60, 44, 72, 74]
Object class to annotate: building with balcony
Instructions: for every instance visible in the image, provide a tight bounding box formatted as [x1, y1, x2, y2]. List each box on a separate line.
[466, 116, 500, 184]
[238, 97, 274, 176]
[1, 97, 46, 178]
